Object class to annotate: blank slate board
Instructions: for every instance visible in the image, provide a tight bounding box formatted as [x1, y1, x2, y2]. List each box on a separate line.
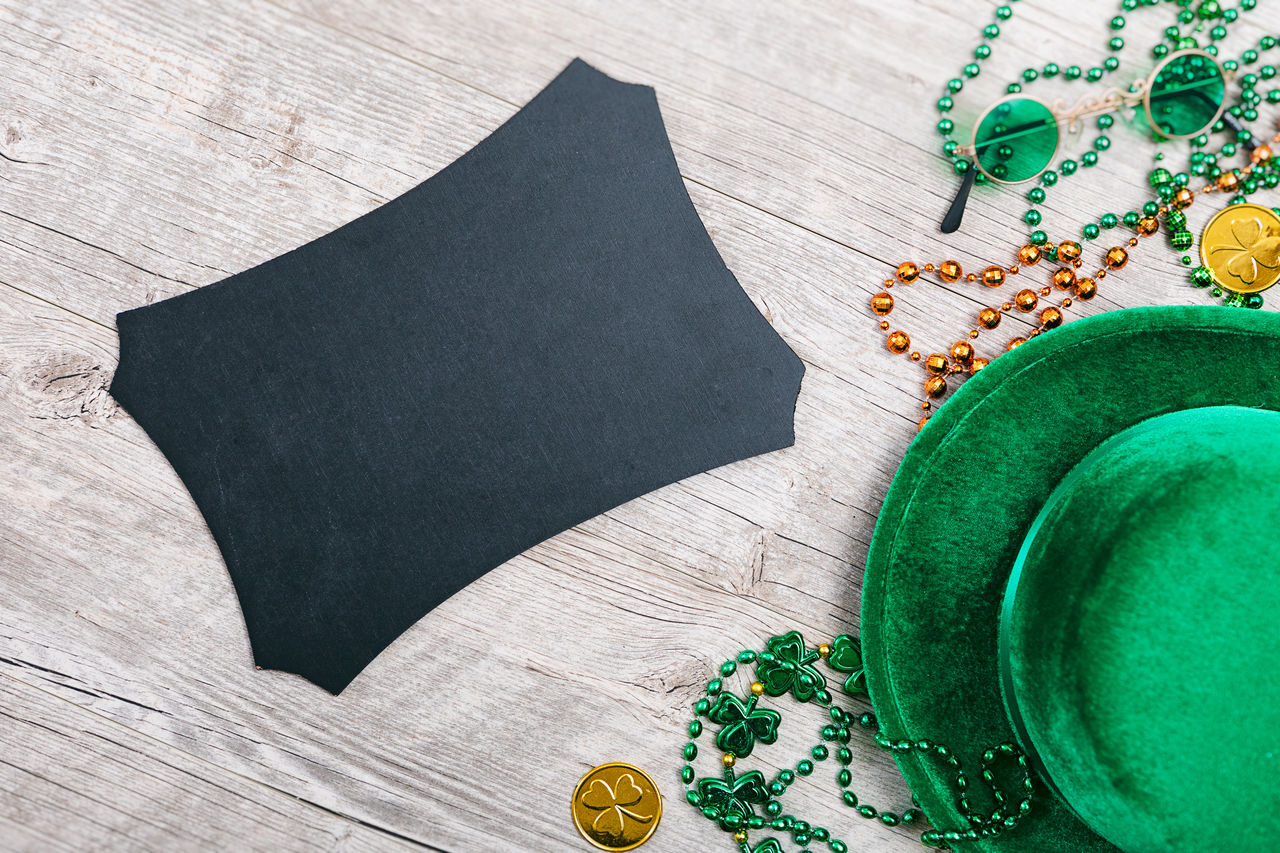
[109, 59, 805, 694]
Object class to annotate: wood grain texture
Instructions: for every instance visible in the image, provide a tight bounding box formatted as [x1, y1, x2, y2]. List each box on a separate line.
[1, 0, 1273, 850]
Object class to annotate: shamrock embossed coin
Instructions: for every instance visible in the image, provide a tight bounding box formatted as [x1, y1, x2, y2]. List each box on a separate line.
[1200, 203, 1280, 293]
[572, 762, 663, 850]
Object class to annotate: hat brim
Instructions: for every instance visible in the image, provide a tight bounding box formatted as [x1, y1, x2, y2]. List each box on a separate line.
[861, 305, 1280, 852]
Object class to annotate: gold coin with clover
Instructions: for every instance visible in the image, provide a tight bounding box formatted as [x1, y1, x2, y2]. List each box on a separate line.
[679, 631, 1034, 852]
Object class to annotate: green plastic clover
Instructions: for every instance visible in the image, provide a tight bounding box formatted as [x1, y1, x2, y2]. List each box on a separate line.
[746, 839, 785, 853]
[755, 630, 826, 702]
[827, 633, 868, 697]
[706, 692, 781, 758]
[696, 767, 769, 830]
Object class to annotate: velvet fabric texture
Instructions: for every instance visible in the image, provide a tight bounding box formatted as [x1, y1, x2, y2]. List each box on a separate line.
[110, 59, 804, 694]
[1000, 406, 1280, 852]
[862, 305, 1280, 852]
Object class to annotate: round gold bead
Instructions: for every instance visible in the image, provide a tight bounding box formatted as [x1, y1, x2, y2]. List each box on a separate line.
[939, 260, 962, 282]
[1104, 246, 1129, 270]
[969, 357, 989, 374]
[979, 307, 1001, 329]
[750, 681, 764, 696]
[1017, 244, 1042, 266]
[950, 340, 975, 365]
[1040, 306, 1063, 329]
[879, 320, 890, 330]
[1062, 297, 1073, 307]
[1052, 267, 1077, 290]
[1253, 144, 1272, 164]
[1216, 171, 1240, 192]
[925, 353, 950, 375]
[969, 329, 979, 339]
[722, 753, 737, 768]
[1039, 287, 1052, 297]
[924, 376, 947, 398]
[1001, 302, 1013, 311]
[1057, 241, 1082, 262]
[818, 643, 831, 658]
[734, 830, 749, 844]
[1173, 187, 1195, 209]
[1007, 336, 1027, 351]
[1137, 217, 1159, 236]
[1008, 264, 1020, 275]
[1075, 278, 1097, 300]
[1015, 288, 1038, 312]
[924, 263, 935, 272]
[896, 261, 920, 283]
[917, 415, 930, 432]
[982, 265, 1007, 287]
[910, 351, 922, 361]
[871, 291, 895, 315]
[966, 273, 978, 283]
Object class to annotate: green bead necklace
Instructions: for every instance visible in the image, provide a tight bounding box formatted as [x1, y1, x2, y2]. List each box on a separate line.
[679, 631, 1034, 852]
[935, 0, 1279, 308]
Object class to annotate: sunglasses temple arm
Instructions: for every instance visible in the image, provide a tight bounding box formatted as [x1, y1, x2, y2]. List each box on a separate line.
[1218, 110, 1257, 153]
[941, 160, 977, 234]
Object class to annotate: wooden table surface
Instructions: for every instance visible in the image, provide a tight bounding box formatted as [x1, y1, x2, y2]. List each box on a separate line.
[2, 1, 1272, 850]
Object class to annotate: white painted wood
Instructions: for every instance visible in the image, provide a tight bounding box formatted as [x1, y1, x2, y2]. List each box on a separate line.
[0, 0, 1272, 850]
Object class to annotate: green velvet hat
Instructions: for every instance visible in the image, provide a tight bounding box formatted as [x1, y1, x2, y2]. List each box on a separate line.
[862, 305, 1280, 852]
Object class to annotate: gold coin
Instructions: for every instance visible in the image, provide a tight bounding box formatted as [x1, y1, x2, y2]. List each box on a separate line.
[571, 762, 663, 851]
[1200, 203, 1280, 294]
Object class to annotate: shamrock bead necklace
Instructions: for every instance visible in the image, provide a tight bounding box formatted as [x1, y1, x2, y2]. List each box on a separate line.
[679, 631, 1034, 852]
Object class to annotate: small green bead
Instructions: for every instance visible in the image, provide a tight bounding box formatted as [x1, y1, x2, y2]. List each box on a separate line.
[837, 768, 852, 786]
[768, 779, 785, 797]
[779, 770, 794, 784]
[1028, 187, 1046, 204]
[1044, 63, 1060, 77]
[842, 790, 857, 807]
[707, 678, 722, 695]
[719, 661, 736, 677]
[797, 760, 814, 776]
[1065, 65, 1082, 80]
[1123, 211, 1140, 227]
[812, 745, 829, 761]
[1087, 67, 1104, 81]
[694, 698, 711, 715]
[1246, 294, 1265, 309]
[680, 765, 694, 784]
[1143, 201, 1160, 217]
[700, 805, 720, 820]
[1149, 167, 1172, 187]
[1100, 213, 1118, 229]
[857, 805, 878, 819]
[685, 790, 702, 807]
[689, 720, 702, 737]
[963, 63, 981, 79]
[812, 828, 830, 843]
[1097, 114, 1114, 129]
[1170, 230, 1194, 250]
[947, 78, 963, 93]
[996, 5, 1012, 20]
[1182, 256, 1193, 265]
[1030, 230, 1048, 245]
[881, 812, 901, 827]
[1006, 83, 1021, 94]
[1198, 0, 1221, 18]
[683, 742, 697, 760]
[765, 800, 782, 816]
[1081, 151, 1098, 167]
[837, 747, 852, 765]
[737, 649, 756, 663]
[1060, 159, 1078, 176]
[984, 24, 1000, 38]
[1110, 14, 1125, 29]
[1095, 136, 1110, 151]
[1211, 286, 1223, 298]
[1191, 266, 1213, 287]
[954, 159, 970, 176]
[1103, 57, 1119, 72]
[1109, 37, 1124, 51]
[1024, 209, 1042, 228]
[1022, 68, 1037, 82]
[1041, 170, 1058, 186]
[1083, 223, 1100, 240]
[974, 44, 991, 60]
[831, 842, 848, 853]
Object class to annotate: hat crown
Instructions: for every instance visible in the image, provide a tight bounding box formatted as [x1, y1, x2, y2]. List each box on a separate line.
[1000, 405, 1280, 852]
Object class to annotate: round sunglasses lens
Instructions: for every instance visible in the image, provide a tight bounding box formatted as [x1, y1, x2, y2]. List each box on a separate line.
[1147, 52, 1225, 138]
[973, 99, 1058, 183]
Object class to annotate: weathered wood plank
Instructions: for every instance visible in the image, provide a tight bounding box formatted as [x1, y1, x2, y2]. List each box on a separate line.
[0, 672, 414, 852]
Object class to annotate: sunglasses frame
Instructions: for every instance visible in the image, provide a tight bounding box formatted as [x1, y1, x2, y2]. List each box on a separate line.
[957, 49, 1232, 186]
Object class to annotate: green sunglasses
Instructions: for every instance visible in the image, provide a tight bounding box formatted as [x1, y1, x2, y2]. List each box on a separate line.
[942, 49, 1233, 233]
